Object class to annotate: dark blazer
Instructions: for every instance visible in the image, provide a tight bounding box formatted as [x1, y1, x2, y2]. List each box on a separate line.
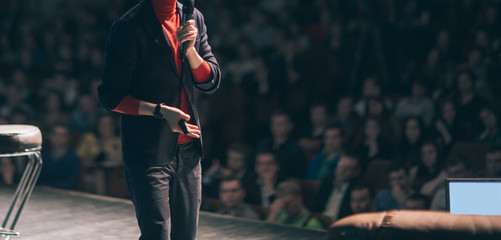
[98, 0, 220, 166]
[313, 175, 356, 220]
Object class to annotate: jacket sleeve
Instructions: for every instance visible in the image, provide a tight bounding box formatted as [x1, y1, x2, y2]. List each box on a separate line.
[192, 10, 221, 94]
[98, 20, 138, 112]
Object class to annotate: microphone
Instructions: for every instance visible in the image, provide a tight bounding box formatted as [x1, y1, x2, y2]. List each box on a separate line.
[180, 0, 195, 62]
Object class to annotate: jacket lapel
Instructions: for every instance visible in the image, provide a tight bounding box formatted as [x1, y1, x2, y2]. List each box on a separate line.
[141, 0, 180, 77]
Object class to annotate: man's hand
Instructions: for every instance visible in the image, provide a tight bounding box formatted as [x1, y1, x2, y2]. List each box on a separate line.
[160, 105, 201, 138]
[177, 20, 198, 51]
[267, 197, 287, 222]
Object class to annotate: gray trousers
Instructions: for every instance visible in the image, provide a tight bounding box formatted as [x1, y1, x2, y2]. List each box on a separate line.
[125, 142, 202, 240]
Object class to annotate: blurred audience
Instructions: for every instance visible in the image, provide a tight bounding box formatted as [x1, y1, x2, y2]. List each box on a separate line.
[410, 141, 447, 197]
[2, 0, 501, 225]
[395, 81, 434, 126]
[298, 102, 330, 161]
[394, 117, 426, 168]
[203, 142, 253, 199]
[404, 193, 431, 210]
[244, 150, 284, 207]
[430, 155, 473, 210]
[0, 158, 18, 185]
[349, 182, 375, 214]
[478, 145, 501, 178]
[217, 176, 260, 220]
[314, 154, 361, 221]
[332, 96, 359, 142]
[476, 106, 501, 145]
[306, 125, 345, 181]
[351, 117, 393, 170]
[76, 114, 122, 194]
[267, 180, 323, 230]
[38, 124, 80, 189]
[430, 100, 465, 152]
[256, 111, 307, 179]
[375, 164, 415, 211]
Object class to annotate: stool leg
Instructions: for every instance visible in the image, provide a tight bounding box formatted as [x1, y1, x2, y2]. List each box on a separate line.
[2, 153, 43, 230]
[10, 153, 43, 230]
[2, 156, 33, 228]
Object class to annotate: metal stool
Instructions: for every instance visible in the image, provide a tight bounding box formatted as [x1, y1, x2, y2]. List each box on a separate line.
[0, 125, 43, 239]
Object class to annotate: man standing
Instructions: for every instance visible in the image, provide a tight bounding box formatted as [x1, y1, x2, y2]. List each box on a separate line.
[98, 0, 220, 239]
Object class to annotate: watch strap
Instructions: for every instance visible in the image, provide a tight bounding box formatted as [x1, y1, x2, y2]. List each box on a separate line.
[153, 103, 164, 119]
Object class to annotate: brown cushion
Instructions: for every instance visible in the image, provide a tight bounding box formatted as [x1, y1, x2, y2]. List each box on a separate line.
[0, 125, 42, 154]
[329, 210, 501, 240]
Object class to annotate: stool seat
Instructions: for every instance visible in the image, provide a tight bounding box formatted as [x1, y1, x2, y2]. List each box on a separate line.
[0, 125, 42, 155]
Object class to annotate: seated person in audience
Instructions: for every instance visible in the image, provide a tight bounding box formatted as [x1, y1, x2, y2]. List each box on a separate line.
[394, 117, 426, 168]
[257, 110, 307, 178]
[244, 150, 284, 207]
[477, 145, 501, 178]
[332, 96, 359, 142]
[430, 100, 465, 152]
[267, 180, 323, 230]
[298, 101, 330, 161]
[430, 155, 473, 210]
[307, 125, 345, 181]
[349, 181, 375, 214]
[475, 107, 501, 145]
[38, 124, 81, 189]
[39, 89, 70, 132]
[394, 81, 435, 126]
[366, 96, 401, 140]
[351, 117, 393, 170]
[217, 176, 260, 220]
[353, 76, 393, 117]
[203, 142, 253, 198]
[375, 163, 415, 211]
[410, 141, 447, 196]
[76, 114, 122, 168]
[70, 93, 98, 133]
[314, 153, 361, 221]
[0, 158, 18, 185]
[453, 70, 487, 139]
[76, 114, 122, 194]
[405, 193, 430, 210]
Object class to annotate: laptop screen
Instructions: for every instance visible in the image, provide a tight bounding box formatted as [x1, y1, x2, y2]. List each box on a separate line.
[446, 178, 501, 215]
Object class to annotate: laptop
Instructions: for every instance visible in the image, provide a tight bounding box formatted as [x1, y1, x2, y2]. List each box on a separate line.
[446, 178, 501, 215]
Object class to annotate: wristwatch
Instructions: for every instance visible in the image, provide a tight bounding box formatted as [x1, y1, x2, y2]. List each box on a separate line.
[153, 103, 165, 119]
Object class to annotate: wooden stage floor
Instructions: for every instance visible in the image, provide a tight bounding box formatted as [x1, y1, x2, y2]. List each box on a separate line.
[0, 186, 327, 240]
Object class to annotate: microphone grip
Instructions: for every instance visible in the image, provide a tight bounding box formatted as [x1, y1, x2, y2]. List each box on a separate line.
[180, 13, 190, 61]
[180, 0, 194, 61]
